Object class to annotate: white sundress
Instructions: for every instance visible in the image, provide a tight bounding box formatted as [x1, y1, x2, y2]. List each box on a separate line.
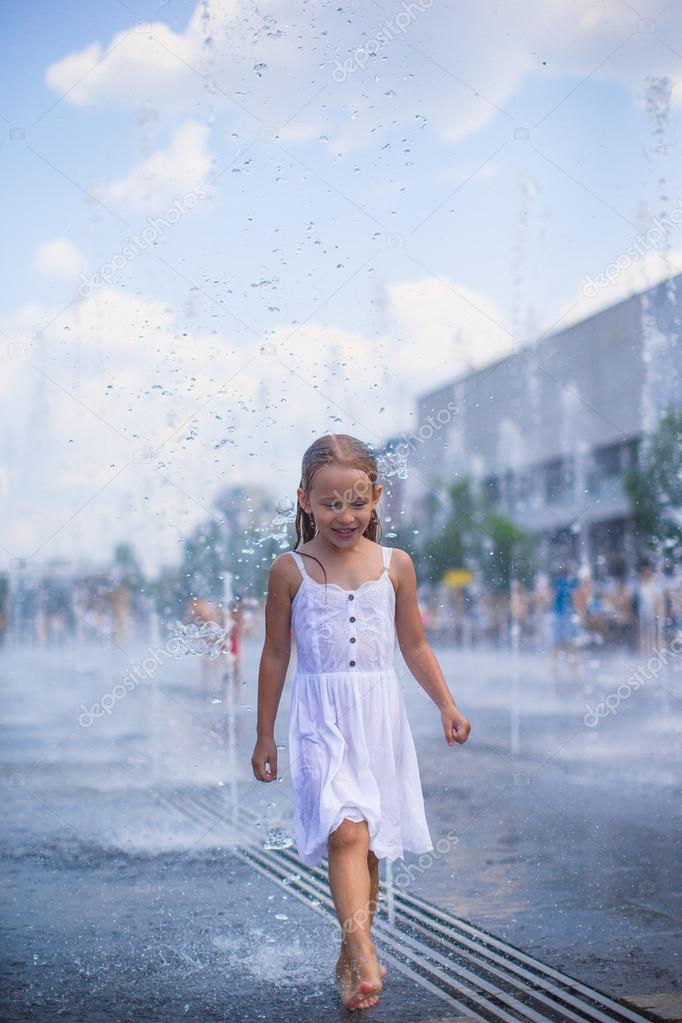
[287, 544, 434, 867]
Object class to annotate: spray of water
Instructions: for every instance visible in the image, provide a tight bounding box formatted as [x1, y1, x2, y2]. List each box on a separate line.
[166, 617, 231, 661]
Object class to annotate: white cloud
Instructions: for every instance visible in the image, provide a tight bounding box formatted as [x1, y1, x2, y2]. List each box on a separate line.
[44, 20, 200, 109]
[43, 0, 682, 150]
[34, 238, 85, 279]
[547, 249, 682, 334]
[381, 275, 514, 387]
[0, 288, 248, 566]
[95, 121, 215, 213]
[3, 275, 515, 565]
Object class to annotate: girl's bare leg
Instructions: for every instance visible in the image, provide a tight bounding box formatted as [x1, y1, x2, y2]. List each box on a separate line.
[366, 849, 387, 980]
[328, 819, 384, 1010]
[367, 849, 380, 929]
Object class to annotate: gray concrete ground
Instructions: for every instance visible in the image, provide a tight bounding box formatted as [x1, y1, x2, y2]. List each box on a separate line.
[1, 636, 680, 1021]
[3, 843, 454, 1022]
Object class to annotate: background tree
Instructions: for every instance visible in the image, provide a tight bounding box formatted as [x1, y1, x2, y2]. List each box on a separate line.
[112, 542, 145, 589]
[415, 476, 534, 596]
[476, 512, 534, 595]
[381, 516, 421, 564]
[419, 479, 479, 584]
[624, 407, 682, 566]
[182, 519, 226, 602]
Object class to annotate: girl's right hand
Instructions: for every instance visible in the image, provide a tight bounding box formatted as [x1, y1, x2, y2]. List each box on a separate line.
[252, 736, 278, 781]
[441, 704, 471, 747]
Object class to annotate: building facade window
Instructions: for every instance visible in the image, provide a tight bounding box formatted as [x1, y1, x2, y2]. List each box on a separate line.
[544, 457, 575, 505]
[587, 437, 639, 495]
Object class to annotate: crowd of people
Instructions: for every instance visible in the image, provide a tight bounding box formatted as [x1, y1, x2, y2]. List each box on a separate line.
[0, 576, 254, 689]
[2, 560, 680, 670]
[420, 560, 682, 658]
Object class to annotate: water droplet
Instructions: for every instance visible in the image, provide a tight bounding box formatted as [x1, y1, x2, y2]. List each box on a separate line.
[263, 826, 293, 850]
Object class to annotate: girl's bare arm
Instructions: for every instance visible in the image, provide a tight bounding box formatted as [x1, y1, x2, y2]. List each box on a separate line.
[393, 549, 471, 745]
[252, 556, 294, 781]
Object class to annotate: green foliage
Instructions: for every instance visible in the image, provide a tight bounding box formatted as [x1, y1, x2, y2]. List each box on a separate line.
[624, 408, 682, 564]
[111, 542, 145, 589]
[419, 479, 477, 584]
[182, 519, 227, 601]
[478, 512, 534, 594]
[151, 564, 186, 618]
[414, 477, 533, 594]
[381, 518, 420, 561]
[249, 537, 286, 598]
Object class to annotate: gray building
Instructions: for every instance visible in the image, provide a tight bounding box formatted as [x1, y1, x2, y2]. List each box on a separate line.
[405, 273, 682, 579]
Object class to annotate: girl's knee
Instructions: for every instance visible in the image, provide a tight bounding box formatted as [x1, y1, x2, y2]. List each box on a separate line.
[328, 817, 369, 851]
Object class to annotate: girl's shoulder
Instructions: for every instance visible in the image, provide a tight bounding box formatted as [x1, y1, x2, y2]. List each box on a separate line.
[383, 545, 410, 565]
[385, 547, 415, 590]
[269, 550, 306, 602]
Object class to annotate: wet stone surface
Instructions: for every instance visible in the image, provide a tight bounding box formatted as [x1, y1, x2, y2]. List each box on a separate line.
[2, 846, 451, 1023]
[2, 640, 681, 1019]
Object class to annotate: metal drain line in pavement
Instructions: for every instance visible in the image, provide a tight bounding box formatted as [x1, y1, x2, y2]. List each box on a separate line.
[151, 784, 655, 1023]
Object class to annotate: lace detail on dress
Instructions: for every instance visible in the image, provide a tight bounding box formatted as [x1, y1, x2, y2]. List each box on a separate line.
[286, 541, 434, 867]
[289, 547, 395, 675]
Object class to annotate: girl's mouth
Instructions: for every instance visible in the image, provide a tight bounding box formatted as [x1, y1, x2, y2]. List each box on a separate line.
[333, 527, 357, 538]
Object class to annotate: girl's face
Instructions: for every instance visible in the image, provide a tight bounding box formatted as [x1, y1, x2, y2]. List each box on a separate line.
[298, 465, 382, 547]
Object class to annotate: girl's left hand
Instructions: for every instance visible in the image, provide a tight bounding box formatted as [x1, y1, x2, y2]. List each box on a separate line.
[441, 704, 471, 746]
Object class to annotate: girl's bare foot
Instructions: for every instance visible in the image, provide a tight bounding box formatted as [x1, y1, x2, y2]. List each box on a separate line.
[336, 959, 387, 1011]
[335, 949, 353, 1007]
[337, 941, 385, 1010]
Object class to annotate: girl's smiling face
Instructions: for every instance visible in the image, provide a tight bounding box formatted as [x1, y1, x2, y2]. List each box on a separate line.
[298, 465, 382, 547]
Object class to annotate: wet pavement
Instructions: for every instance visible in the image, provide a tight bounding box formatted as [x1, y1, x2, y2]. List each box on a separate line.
[405, 646, 682, 997]
[4, 843, 458, 1022]
[1, 636, 680, 1020]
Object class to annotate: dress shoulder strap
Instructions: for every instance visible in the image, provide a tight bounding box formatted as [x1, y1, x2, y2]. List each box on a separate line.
[382, 546, 393, 570]
[288, 551, 308, 580]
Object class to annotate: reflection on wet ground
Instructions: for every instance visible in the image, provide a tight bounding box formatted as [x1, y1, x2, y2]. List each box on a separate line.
[1, 639, 680, 1019]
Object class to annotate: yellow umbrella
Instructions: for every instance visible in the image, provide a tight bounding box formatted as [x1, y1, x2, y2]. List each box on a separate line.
[443, 569, 473, 588]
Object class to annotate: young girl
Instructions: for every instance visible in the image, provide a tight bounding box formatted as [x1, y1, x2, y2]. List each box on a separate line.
[251, 434, 471, 1012]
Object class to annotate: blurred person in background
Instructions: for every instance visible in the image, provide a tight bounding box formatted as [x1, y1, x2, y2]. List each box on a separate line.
[226, 597, 244, 687]
[551, 561, 579, 676]
[661, 566, 682, 651]
[187, 596, 225, 695]
[634, 560, 664, 656]
[574, 565, 608, 648]
[609, 562, 637, 652]
[531, 571, 554, 652]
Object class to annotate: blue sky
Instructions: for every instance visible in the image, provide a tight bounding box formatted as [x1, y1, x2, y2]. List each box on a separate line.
[1, 0, 681, 573]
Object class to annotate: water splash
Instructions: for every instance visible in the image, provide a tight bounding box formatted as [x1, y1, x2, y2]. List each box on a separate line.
[253, 498, 297, 549]
[376, 446, 409, 480]
[250, 451, 412, 555]
[644, 76, 673, 160]
[640, 74, 679, 476]
[263, 826, 294, 850]
[167, 618, 229, 660]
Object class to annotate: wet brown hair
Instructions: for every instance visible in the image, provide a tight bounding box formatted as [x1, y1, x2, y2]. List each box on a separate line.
[292, 433, 383, 590]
